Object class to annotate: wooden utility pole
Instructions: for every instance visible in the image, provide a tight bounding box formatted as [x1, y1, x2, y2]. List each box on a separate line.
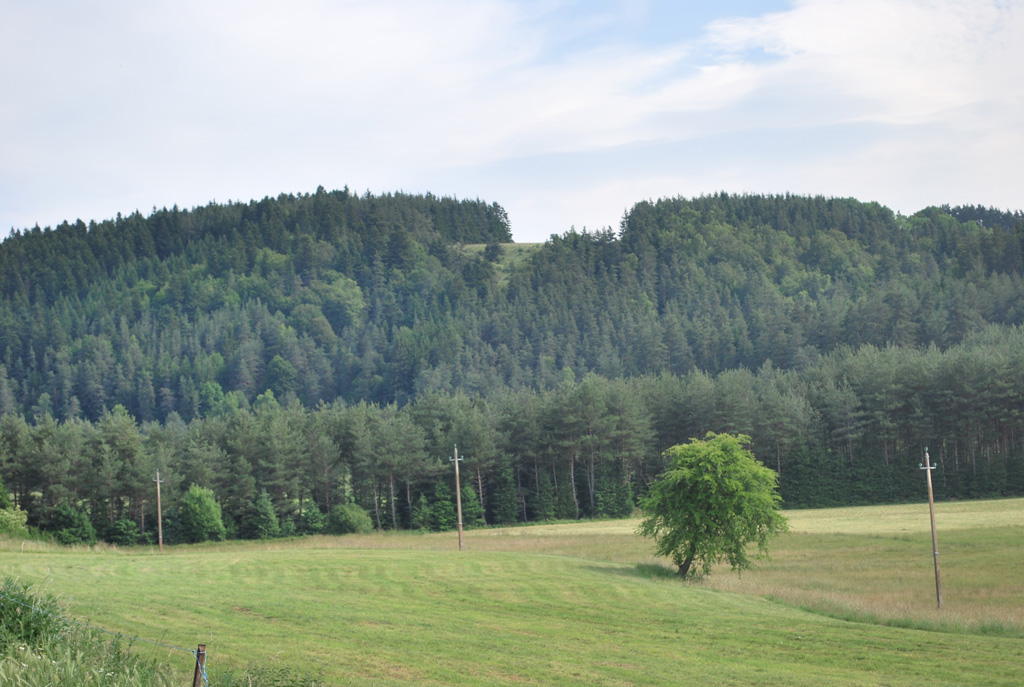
[153, 470, 165, 553]
[451, 445, 464, 551]
[192, 644, 207, 687]
[920, 447, 942, 608]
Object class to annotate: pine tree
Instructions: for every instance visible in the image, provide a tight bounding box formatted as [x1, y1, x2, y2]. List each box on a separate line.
[461, 484, 485, 527]
[490, 465, 518, 525]
[242, 489, 281, 539]
[430, 482, 456, 531]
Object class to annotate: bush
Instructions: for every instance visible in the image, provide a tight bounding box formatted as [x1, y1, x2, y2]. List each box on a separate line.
[0, 578, 171, 685]
[103, 518, 141, 546]
[0, 578, 69, 651]
[299, 502, 326, 535]
[154, 511, 183, 546]
[46, 503, 97, 545]
[0, 629, 172, 686]
[328, 503, 373, 535]
[240, 490, 280, 540]
[0, 476, 12, 510]
[0, 507, 28, 537]
[411, 494, 431, 531]
[177, 485, 226, 543]
[279, 518, 297, 537]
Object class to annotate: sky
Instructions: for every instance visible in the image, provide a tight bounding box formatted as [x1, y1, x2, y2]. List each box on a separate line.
[2, 0, 1021, 243]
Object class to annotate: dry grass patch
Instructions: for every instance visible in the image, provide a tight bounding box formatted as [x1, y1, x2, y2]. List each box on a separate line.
[699, 499, 1024, 635]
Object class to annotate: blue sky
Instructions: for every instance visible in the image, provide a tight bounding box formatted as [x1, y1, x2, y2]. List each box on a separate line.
[2, 0, 1021, 243]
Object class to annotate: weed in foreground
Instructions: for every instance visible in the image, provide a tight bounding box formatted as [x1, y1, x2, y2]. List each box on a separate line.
[0, 577, 173, 686]
[0, 578, 70, 651]
[0, 634, 172, 687]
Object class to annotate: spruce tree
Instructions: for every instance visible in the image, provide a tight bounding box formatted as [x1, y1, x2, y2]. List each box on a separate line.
[461, 484, 485, 527]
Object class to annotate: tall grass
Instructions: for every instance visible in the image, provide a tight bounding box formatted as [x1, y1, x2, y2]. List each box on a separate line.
[0, 578, 172, 686]
[698, 499, 1024, 636]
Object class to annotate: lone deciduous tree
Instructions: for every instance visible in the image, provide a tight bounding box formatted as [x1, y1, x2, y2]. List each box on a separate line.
[638, 432, 788, 578]
[178, 484, 226, 543]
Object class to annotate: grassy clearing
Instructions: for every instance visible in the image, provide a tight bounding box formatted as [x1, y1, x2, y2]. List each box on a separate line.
[459, 242, 542, 286]
[0, 499, 1021, 685]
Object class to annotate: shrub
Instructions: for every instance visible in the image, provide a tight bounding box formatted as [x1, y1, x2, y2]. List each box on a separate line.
[177, 485, 226, 543]
[299, 502, 326, 535]
[0, 629, 172, 686]
[279, 518, 297, 537]
[0, 506, 28, 537]
[155, 511, 183, 545]
[0, 476, 12, 510]
[103, 518, 141, 546]
[1, 578, 171, 685]
[240, 490, 280, 540]
[0, 578, 68, 651]
[411, 494, 431, 531]
[46, 503, 97, 546]
[328, 503, 373, 535]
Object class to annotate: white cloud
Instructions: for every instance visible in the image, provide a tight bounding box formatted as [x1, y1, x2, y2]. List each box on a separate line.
[1, 0, 1021, 240]
[702, 0, 1023, 125]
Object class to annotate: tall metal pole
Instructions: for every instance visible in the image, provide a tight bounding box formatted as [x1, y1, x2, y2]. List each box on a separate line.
[920, 447, 942, 608]
[451, 444, 464, 551]
[153, 470, 165, 553]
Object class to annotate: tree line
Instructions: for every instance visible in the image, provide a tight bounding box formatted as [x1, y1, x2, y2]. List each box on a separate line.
[2, 189, 1023, 543]
[2, 325, 1023, 544]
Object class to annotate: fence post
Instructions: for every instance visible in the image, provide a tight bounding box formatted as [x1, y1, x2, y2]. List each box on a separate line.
[192, 644, 206, 687]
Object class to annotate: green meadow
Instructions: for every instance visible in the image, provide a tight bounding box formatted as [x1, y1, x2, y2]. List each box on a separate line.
[460, 242, 542, 286]
[1, 499, 1022, 685]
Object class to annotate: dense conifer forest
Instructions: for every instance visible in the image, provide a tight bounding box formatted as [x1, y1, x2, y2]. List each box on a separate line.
[1, 188, 1023, 543]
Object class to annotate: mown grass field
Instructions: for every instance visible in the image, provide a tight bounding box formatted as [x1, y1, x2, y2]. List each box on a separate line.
[1, 498, 1022, 685]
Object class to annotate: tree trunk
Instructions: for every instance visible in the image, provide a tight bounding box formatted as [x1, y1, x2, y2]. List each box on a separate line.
[586, 451, 597, 513]
[476, 467, 487, 526]
[322, 465, 332, 512]
[569, 453, 580, 519]
[406, 482, 414, 524]
[371, 482, 382, 531]
[516, 467, 528, 522]
[678, 540, 698, 578]
[389, 473, 398, 531]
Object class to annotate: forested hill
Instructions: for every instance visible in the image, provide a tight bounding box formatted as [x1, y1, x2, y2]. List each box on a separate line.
[2, 191, 1024, 422]
[0, 188, 512, 419]
[0, 187, 511, 306]
[2, 190, 1024, 541]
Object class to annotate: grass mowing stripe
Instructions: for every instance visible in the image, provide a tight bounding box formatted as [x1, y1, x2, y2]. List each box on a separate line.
[1, 499, 1021, 684]
[2, 546, 1022, 686]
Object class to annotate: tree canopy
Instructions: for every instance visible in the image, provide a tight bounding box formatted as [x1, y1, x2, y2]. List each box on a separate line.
[638, 433, 788, 578]
[1, 190, 1024, 544]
